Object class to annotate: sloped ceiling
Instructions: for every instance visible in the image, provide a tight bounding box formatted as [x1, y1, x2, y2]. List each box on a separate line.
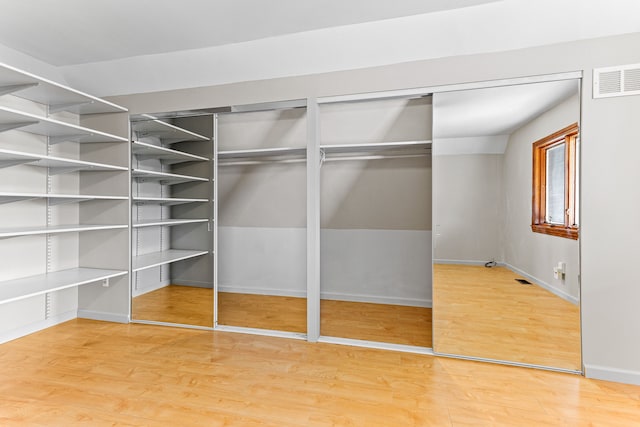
[0, 0, 638, 96]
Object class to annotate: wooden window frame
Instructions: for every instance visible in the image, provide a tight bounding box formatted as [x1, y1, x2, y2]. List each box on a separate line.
[531, 123, 579, 240]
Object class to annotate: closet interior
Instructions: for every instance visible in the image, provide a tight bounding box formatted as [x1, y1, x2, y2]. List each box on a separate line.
[216, 102, 308, 334]
[318, 95, 433, 347]
[130, 113, 215, 328]
[0, 62, 130, 342]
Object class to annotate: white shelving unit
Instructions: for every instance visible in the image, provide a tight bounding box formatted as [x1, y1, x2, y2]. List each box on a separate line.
[132, 168, 208, 185]
[0, 62, 130, 341]
[0, 269, 127, 306]
[133, 218, 209, 228]
[0, 192, 127, 205]
[0, 223, 128, 238]
[132, 141, 208, 164]
[132, 249, 210, 272]
[0, 105, 128, 143]
[0, 61, 126, 115]
[132, 196, 208, 206]
[130, 114, 214, 302]
[0, 148, 127, 172]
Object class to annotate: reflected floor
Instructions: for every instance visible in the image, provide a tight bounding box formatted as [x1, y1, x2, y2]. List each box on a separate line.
[433, 264, 581, 370]
[134, 287, 433, 347]
[132, 285, 214, 328]
[218, 292, 432, 347]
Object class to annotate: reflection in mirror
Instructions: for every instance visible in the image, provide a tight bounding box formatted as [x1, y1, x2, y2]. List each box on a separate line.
[216, 108, 308, 334]
[319, 97, 433, 348]
[130, 114, 215, 328]
[432, 79, 581, 371]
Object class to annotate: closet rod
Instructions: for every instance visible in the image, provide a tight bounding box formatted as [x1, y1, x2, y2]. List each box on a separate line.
[217, 152, 429, 166]
[322, 153, 430, 162]
[218, 157, 307, 166]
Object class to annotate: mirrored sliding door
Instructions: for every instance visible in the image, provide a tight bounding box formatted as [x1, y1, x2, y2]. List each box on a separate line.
[432, 77, 582, 371]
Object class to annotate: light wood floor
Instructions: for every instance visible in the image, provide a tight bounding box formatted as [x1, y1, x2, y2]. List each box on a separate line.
[132, 285, 214, 327]
[433, 264, 581, 371]
[135, 287, 432, 347]
[2, 319, 640, 426]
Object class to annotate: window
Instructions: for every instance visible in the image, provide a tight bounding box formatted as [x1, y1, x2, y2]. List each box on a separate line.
[532, 123, 579, 239]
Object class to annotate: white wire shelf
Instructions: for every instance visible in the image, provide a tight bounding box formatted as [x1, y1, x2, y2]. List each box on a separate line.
[0, 192, 128, 205]
[132, 141, 209, 164]
[131, 114, 209, 144]
[132, 249, 209, 272]
[0, 62, 127, 115]
[132, 169, 208, 185]
[0, 148, 128, 173]
[0, 268, 128, 306]
[0, 223, 128, 238]
[133, 218, 209, 228]
[0, 105, 128, 143]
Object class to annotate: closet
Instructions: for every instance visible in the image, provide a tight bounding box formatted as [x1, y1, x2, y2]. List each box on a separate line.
[216, 102, 307, 334]
[317, 95, 433, 347]
[130, 113, 215, 328]
[0, 62, 129, 342]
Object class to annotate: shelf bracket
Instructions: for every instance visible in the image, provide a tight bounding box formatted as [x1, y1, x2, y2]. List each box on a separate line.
[0, 195, 37, 205]
[48, 197, 90, 206]
[102, 279, 110, 288]
[49, 133, 88, 145]
[0, 121, 38, 133]
[0, 82, 39, 97]
[49, 100, 94, 114]
[0, 159, 36, 169]
[48, 166, 84, 175]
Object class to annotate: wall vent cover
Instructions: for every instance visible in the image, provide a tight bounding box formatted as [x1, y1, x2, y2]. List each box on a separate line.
[594, 63, 640, 98]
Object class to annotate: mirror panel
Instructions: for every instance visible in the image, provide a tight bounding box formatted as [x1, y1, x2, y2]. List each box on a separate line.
[432, 79, 581, 371]
[130, 114, 215, 328]
[216, 107, 308, 334]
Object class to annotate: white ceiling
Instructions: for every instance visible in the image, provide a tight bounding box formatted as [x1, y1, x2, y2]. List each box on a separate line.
[433, 79, 579, 139]
[0, 0, 497, 66]
[0, 0, 638, 97]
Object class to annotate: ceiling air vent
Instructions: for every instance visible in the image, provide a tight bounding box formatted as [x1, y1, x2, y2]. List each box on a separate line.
[593, 64, 640, 98]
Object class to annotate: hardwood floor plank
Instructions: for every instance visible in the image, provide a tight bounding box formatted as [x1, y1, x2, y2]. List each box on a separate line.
[1, 319, 639, 426]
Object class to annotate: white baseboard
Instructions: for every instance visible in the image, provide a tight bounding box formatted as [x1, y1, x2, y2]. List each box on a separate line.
[434, 259, 503, 266]
[173, 280, 213, 289]
[321, 292, 431, 308]
[504, 263, 579, 305]
[217, 285, 431, 307]
[218, 286, 306, 298]
[584, 364, 640, 386]
[0, 310, 76, 344]
[77, 309, 129, 324]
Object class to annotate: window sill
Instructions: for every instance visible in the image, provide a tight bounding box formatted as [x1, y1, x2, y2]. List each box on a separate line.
[531, 224, 579, 240]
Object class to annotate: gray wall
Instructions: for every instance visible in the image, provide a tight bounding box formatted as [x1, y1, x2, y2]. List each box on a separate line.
[110, 32, 640, 385]
[432, 152, 503, 263]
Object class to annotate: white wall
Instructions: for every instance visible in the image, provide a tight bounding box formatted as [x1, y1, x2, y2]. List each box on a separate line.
[109, 32, 640, 385]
